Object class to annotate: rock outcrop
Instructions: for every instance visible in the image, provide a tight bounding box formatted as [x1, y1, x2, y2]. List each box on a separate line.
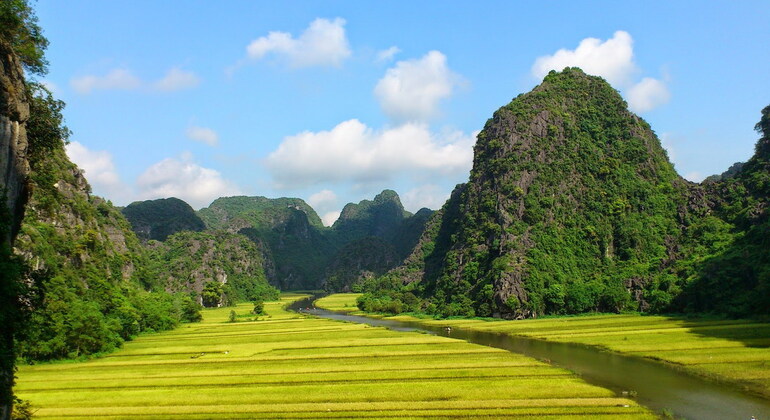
[0, 39, 30, 242]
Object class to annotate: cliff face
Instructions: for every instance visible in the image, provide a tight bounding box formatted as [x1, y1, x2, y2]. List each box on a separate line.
[0, 40, 29, 242]
[0, 39, 30, 420]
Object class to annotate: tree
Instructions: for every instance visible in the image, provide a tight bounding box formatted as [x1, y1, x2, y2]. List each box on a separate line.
[201, 281, 222, 308]
[252, 300, 265, 315]
[0, 0, 49, 75]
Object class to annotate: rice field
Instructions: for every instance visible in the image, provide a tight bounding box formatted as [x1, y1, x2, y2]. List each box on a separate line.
[317, 294, 770, 399]
[15, 294, 653, 419]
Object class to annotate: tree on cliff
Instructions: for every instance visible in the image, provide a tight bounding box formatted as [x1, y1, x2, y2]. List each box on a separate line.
[0, 0, 48, 75]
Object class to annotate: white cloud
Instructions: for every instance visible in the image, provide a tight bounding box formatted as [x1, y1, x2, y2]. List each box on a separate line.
[376, 46, 401, 62]
[531, 31, 670, 113]
[71, 69, 142, 94]
[307, 189, 340, 226]
[374, 51, 460, 122]
[626, 77, 671, 113]
[321, 211, 341, 227]
[659, 132, 676, 162]
[186, 126, 219, 146]
[532, 30, 637, 86]
[246, 17, 351, 68]
[266, 119, 474, 189]
[684, 171, 703, 183]
[40, 79, 59, 94]
[71, 67, 201, 94]
[308, 189, 337, 210]
[153, 67, 200, 92]
[65, 141, 131, 202]
[136, 154, 241, 209]
[402, 184, 450, 212]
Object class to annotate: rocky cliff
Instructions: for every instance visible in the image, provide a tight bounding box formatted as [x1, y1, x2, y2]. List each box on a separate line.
[0, 39, 29, 242]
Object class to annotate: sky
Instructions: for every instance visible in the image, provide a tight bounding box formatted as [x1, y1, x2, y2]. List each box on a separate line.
[34, 1, 770, 226]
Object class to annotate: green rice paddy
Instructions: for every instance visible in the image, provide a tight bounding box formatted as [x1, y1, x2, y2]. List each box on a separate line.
[317, 294, 770, 399]
[16, 294, 653, 419]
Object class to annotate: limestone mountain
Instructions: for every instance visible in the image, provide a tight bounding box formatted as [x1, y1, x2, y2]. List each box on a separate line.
[121, 197, 205, 242]
[198, 196, 331, 290]
[370, 68, 719, 318]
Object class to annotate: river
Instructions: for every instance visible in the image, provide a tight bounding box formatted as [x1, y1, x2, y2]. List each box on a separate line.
[291, 298, 770, 420]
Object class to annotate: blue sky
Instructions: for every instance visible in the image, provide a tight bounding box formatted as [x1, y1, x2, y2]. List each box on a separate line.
[34, 1, 770, 225]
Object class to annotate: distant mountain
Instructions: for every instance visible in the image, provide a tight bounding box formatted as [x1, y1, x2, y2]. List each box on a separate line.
[122, 197, 205, 241]
[193, 192, 433, 291]
[198, 196, 331, 290]
[703, 161, 745, 183]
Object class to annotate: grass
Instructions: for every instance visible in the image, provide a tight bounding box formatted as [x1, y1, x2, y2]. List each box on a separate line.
[317, 294, 770, 399]
[16, 293, 654, 419]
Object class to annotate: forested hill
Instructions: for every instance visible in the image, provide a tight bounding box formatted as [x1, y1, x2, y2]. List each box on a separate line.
[359, 68, 770, 319]
[121, 197, 205, 242]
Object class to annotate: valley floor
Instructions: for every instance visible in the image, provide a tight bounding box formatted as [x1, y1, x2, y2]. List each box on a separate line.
[15, 294, 652, 419]
[316, 294, 770, 400]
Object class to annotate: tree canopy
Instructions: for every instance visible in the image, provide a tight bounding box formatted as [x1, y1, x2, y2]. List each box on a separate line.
[0, 0, 49, 75]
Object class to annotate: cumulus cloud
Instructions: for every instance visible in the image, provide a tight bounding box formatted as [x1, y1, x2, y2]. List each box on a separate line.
[153, 67, 201, 91]
[136, 153, 241, 209]
[532, 30, 637, 86]
[684, 171, 703, 183]
[402, 184, 450, 212]
[308, 189, 337, 209]
[71, 67, 201, 94]
[321, 211, 341, 227]
[71, 69, 142, 94]
[626, 77, 671, 113]
[65, 141, 131, 202]
[246, 17, 351, 68]
[265, 119, 474, 189]
[376, 46, 401, 62]
[40, 79, 59, 94]
[186, 126, 219, 146]
[531, 31, 670, 113]
[307, 189, 340, 226]
[374, 51, 460, 122]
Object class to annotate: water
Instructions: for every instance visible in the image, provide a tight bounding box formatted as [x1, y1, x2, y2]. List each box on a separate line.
[291, 298, 770, 420]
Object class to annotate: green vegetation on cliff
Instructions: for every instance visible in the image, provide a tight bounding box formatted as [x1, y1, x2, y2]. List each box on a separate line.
[147, 230, 278, 306]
